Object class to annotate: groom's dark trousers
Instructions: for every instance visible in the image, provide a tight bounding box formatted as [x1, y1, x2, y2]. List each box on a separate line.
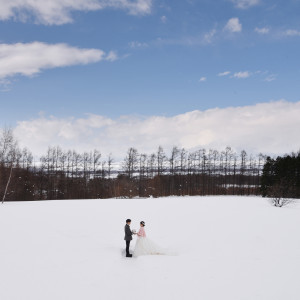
[126, 241, 131, 255]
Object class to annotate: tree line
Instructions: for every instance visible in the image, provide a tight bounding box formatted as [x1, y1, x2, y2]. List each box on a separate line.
[0, 128, 267, 201]
[261, 153, 300, 206]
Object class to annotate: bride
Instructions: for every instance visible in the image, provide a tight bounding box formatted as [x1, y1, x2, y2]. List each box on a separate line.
[133, 221, 166, 257]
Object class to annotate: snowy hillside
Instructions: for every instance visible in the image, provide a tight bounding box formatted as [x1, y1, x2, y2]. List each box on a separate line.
[1, 196, 300, 300]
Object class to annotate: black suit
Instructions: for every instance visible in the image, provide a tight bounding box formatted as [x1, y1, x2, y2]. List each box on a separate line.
[124, 224, 133, 255]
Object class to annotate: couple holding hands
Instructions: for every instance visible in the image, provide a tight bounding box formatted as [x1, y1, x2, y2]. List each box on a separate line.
[124, 219, 164, 258]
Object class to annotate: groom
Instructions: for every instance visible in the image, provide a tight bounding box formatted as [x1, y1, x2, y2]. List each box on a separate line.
[124, 219, 135, 257]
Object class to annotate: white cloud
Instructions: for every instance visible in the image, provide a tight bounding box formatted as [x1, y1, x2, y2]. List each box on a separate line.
[14, 100, 300, 160]
[255, 27, 270, 34]
[218, 71, 231, 76]
[199, 77, 207, 82]
[224, 18, 242, 33]
[230, 0, 260, 9]
[0, 42, 107, 79]
[129, 41, 149, 49]
[233, 71, 251, 79]
[264, 74, 277, 82]
[284, 29, 300, 37]
[0, 0, 152, 25]
[161, 15, 167, 23]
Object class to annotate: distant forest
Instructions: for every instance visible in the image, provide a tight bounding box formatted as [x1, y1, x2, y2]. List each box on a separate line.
[261, 153, 300, 200]
[0, 128, 269, 201]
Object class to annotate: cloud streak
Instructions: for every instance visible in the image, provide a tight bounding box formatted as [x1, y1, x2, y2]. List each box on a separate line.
[0, 42, 114, 79]
[153, 28, 218, 47]
[218, 71, 231, 76]
[255, 27, 270, 34]
[14, 100, 300, 160]
[230, 0, 260, 9]
[264, 74, 277, 82]
[284, 29, 300, 37]
[129, 41, 149, 49]
[0, 0, 152, 25]
[233, 71, 251, 79]
[203, 29, 217, 44]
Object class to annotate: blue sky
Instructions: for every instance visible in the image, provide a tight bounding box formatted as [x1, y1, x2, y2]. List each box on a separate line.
[1, 0, 300, 156]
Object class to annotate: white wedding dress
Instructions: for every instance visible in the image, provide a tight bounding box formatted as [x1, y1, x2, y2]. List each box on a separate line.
[133, 226, 165, 257]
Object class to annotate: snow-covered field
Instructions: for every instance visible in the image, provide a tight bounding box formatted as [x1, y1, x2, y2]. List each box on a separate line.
[1, 196, 300, 300]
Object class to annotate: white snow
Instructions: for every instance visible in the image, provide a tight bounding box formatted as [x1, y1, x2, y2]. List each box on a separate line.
[1, 196, 300, 300]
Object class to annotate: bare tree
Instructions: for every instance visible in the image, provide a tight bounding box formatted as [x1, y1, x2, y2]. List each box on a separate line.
[123, 148, 139, 179]
[223, 146, 233, 190]
[1, 128, 18, 203]
[169, 146, 179, 175]
[21, 148, 33, 170]
[232, 151, 238, 195]
[269, 180, 293, 207]
[157, 146, 166, 176]
[240, 150, 247, 194]
[147, 153, 156, 178]
[179, 148, 187, 175]
[107, 154, 113, 179]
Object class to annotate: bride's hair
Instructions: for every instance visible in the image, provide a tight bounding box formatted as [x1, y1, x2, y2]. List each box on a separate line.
[140, 221, 145, 227]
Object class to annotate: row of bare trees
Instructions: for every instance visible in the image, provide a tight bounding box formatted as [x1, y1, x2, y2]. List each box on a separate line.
[37, 147, 114, 200]
[122, 146, 265, 198]
[0, 129, 266, 201]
